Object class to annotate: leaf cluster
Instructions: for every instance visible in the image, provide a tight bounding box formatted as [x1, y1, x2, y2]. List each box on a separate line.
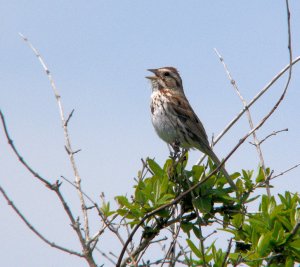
[103, 154, 299, 266]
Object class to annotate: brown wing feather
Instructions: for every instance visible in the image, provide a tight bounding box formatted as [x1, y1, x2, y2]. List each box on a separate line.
[166, 93, 211, 152]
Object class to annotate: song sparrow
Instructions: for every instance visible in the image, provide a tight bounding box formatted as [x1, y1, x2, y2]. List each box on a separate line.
[146, 67, 236, 190]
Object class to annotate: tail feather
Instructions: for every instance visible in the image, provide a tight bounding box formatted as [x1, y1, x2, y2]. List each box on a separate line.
[206, 149, 237, 191]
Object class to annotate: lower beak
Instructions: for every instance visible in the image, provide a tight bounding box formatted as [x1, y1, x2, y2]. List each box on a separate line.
[145, 76, 157, 80]
[146, 68, 159, 80]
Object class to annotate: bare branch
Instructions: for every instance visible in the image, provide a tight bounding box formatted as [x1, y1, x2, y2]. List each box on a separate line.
[0, 185, 83, 257]
[249, 128, 288, 146]
[214, 48, 271, 197]
[94, 247, 116, 265]
[0, 111, 51, 186]
[221, 238, 232, 267]
[160, 221, 181, 267]
[73, 149, 82, 155]
[0, 112, 90, 264]
[203, 230, 217, 241]
[65, 109, 75, 127]
[19, 33, 90, 243]
[270, 163, 300, 181]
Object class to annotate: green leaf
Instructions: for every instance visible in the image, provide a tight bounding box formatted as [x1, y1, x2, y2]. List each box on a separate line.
[267, 197, 276, 216]
[147, 158, 164, 177]
[289, 239, 300, 251]
[232, 213, 244, 228]
[116, 208, 128, 217]
[260, 195, 269, 215]
[248, 216, 267, 232]
[245, 195, 260, 204]
[163, 158, 173, 171]
[271, 221, 281, 241]
[186, 239, 202, 258]
[242, 169, 253, 180]
[100, 201, 115, 217]
[206, 240, 216, 255]
[130, 207, 143, 218]
[135, 191, 145, 205]
[285, 256, 294, 267]
[256, 167, 265, 183]
[223, 213, 230, 228]
[192, 165, 205, 180]
[257, 232, 272, 256]
[115, 196, 130, 207]
[192, 226, 201, 239]
[156, 194, 174, 206]
[160, 175, 170, 194]
[236, 178, 244, 192]
[231, 172, 241, 180]
[155, 208, 170, 217]
[276, 215, 293, 231]
[193, 197, 212, 213]
[181, 222, 193, 236]
[279, 193, 288, 207]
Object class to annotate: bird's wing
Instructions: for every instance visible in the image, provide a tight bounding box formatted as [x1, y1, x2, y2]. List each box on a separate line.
[167, 93, 211, 151]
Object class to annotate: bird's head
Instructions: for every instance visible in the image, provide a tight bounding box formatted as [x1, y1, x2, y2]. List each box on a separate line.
[146, 67, 183, 92]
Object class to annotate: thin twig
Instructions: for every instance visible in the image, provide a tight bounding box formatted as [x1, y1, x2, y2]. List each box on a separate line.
[249, 128, 288, 146]
[203, 230, 217, 241]
[136, 237, 168, 266]
[160, 210, 182, 267]
[94, 247, 116, 265]
[61, 175, 116, 250]
[286, 220, 300, 243]
[19, 33, 90, 242]
[0, 111, 49, 185]
[214, 48, 271, 197]
[65, 109, 75, 126]
[176, 241, 191, 266]
[270, 163, 300, 181]
[0, 185, 83, 257]
[221, 238, 232, 267]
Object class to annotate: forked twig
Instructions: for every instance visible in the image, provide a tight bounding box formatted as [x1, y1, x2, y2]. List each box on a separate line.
[249, 128, 288, 146]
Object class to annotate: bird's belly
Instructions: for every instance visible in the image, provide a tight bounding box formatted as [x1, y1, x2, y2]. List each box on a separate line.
[151, 105, 179, 145]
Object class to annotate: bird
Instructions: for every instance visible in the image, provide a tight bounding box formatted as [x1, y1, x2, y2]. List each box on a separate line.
[146, 67, 236, 190]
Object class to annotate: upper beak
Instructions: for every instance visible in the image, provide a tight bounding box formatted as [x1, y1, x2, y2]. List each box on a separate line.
[146, 68, 158, 80]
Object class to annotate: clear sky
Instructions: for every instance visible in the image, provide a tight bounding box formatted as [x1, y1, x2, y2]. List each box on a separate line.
[1, 1, 300, 266]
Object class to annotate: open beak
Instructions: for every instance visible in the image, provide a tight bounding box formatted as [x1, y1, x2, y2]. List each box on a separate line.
[146, 68, 159, 80]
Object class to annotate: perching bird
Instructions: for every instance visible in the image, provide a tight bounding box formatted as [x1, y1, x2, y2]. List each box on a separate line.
[146, 67, 236, 190]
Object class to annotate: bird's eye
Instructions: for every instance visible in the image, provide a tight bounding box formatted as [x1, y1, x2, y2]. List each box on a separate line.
[164, 72, 170, 77]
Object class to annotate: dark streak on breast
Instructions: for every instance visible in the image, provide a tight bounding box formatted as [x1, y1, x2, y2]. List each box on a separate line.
[150, 103, 154, 115]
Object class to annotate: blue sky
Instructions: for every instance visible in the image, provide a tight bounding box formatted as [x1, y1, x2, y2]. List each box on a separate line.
[1, 1, 300, 266]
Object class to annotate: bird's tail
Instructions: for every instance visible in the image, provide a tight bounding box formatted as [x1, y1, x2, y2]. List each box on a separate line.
[206, 149, 237, 191]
